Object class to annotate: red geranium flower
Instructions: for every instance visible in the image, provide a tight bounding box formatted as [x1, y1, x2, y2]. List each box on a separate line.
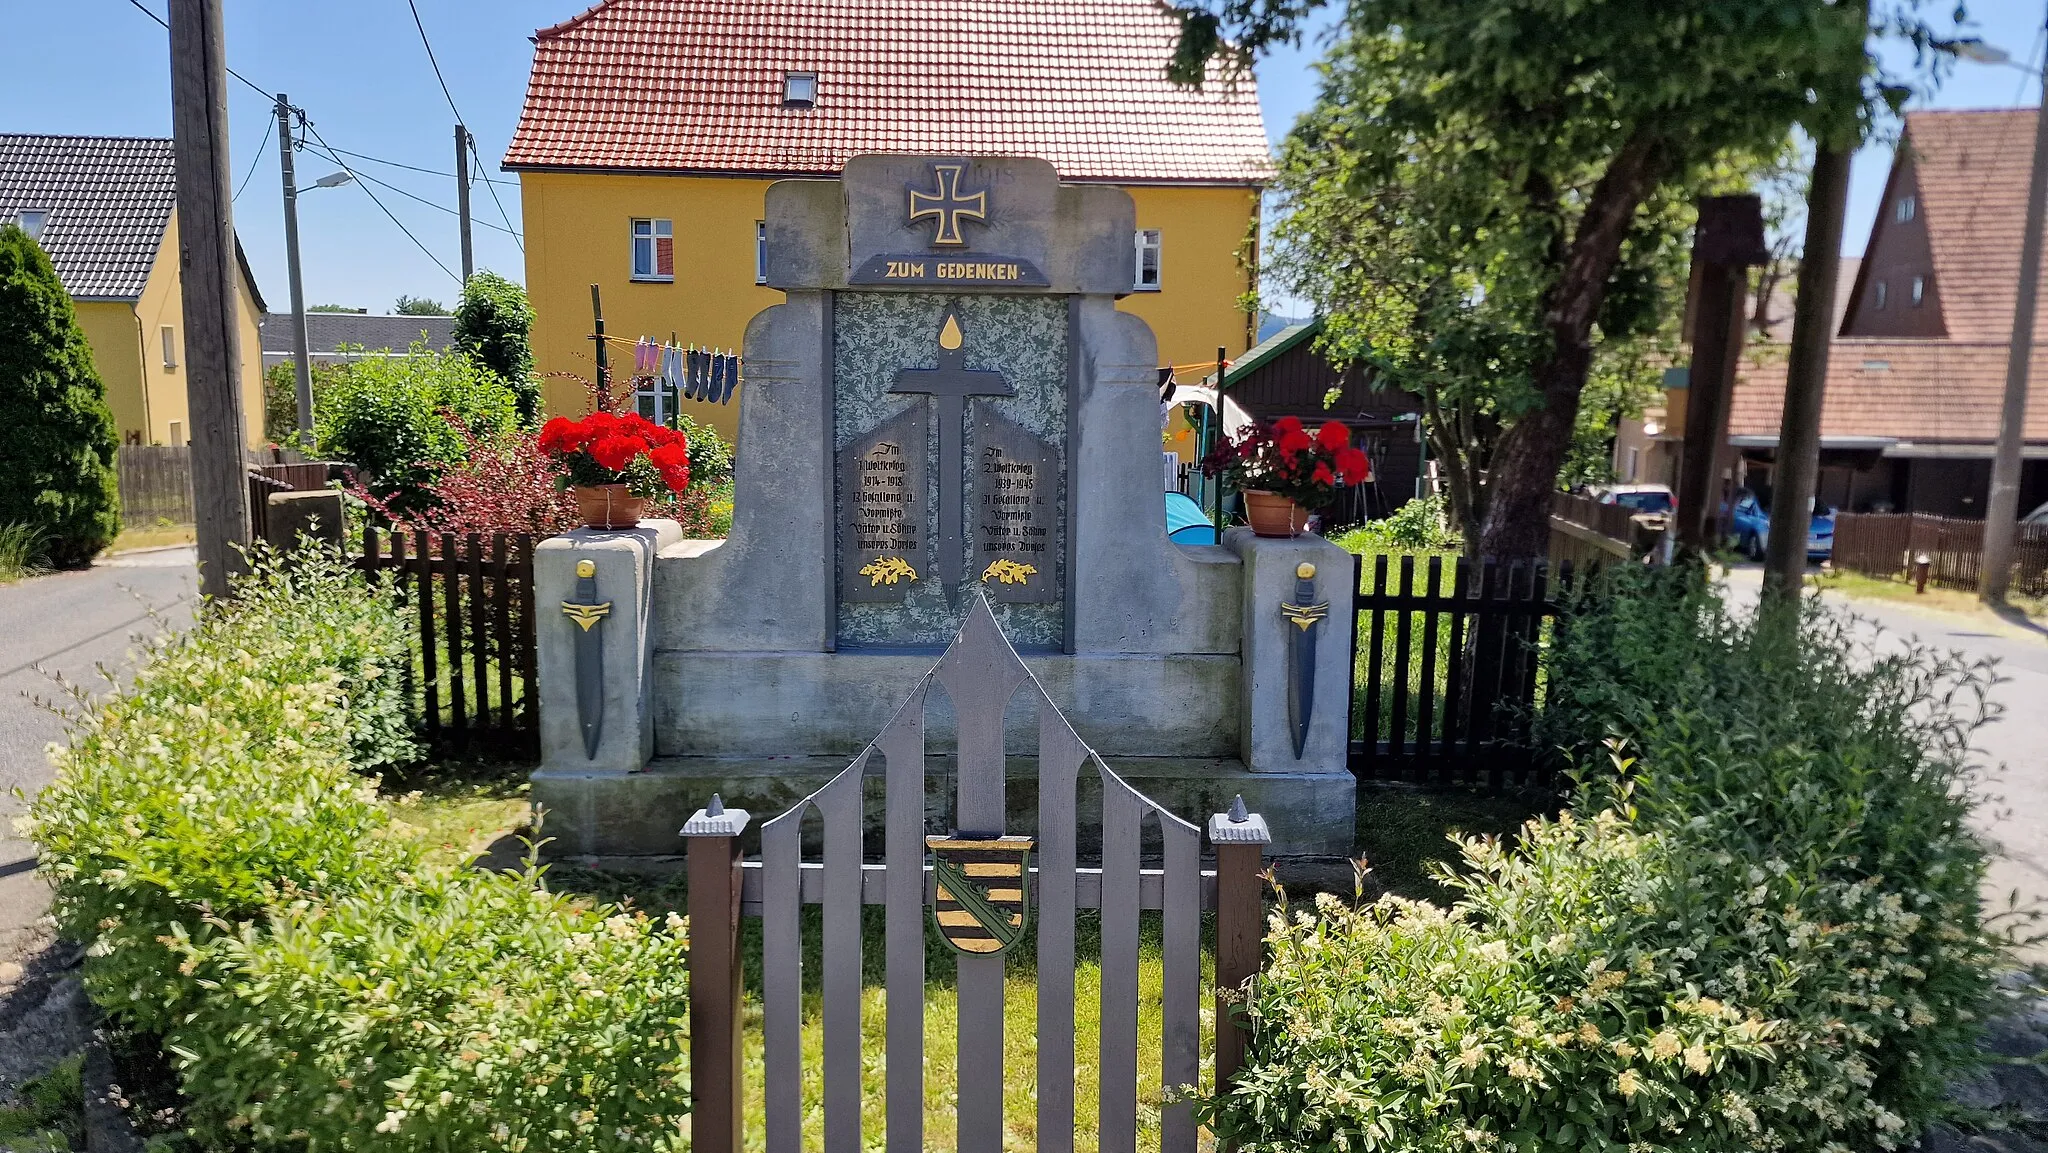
[1316, 421, 1351, 450]
[589, 434, 644, 472]
[1312, 461, 1336, 486]
[1336, 447, 1372, 485]
[1277, 425, 1314, 456]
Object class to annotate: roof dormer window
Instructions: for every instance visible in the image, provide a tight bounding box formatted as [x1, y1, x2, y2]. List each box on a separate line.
[15, 208, 48, 239]
[783, 72, 817, 108]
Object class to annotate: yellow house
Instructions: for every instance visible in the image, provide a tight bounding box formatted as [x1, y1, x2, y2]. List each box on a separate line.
[503, 0, 1271, 442]
[1, 134, 266, 448]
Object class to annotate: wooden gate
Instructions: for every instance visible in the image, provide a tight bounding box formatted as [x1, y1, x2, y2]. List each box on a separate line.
[679, 596, 1272, 1153]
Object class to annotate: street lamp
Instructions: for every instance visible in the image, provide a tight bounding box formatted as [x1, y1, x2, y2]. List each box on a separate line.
[310, 170, 353, 189]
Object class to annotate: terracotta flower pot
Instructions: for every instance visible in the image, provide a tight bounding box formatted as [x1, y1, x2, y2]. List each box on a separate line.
[1243, 489, 1310, 538]
[572, 484, 648, 530]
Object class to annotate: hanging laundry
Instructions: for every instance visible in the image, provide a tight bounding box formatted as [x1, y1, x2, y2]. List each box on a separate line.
[636, 337, 659, 377]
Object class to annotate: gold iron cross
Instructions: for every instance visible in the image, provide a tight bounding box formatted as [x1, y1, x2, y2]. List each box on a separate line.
[908, 164, 986, 247]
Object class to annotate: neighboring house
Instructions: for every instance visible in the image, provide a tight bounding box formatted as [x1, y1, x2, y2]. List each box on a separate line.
[1726, 109, 2048, 517]
[1209, 318, 1428, 519]
[0, 134, 266, 448]
[258, 311, 457, 370]
[502, 0, 1272, 436]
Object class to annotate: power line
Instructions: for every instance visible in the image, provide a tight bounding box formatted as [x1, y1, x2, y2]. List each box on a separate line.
[299, 139, 519, 236]
[471, 137, 525, 252]
[299, 119, 460, 284]
[122, 0, 272, 104]
[231, 112, 273, 203]
[406, 0, 466, 124]
[316, 142, 519, 188]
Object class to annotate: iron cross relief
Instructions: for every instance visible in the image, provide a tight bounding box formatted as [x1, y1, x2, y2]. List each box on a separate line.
[907, 163, 986, 247]
[892, 308, 1013, 602]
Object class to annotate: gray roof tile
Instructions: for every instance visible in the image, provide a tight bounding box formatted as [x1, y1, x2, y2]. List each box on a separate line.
[259, 312, 457, 355]
[0, 135, 177, 301]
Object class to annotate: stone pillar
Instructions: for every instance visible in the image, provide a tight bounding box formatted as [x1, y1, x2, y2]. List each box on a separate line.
[534, 521, 681, 783]
[1225, 527, 1355, 774]
[263, 489, 345, 552]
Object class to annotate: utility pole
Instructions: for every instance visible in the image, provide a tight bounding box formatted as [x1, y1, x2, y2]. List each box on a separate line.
[1980, 36, 2048, 605]
[168, 0, 250, 599]
[1762, 143, 1853, 604]
[455, 123, 474, 283]
[1674, 195, 1768, 556]
[276, 93, 314, 449]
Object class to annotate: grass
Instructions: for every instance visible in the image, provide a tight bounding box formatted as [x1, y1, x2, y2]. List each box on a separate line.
[1355, 785, 1552, 904]
[382, 757, 531, 868]
[0, 522, 46, 584]
[108, 520, 195, 554]
[0, 1053, 84, 1152]
[1812, 567, 2048, 626]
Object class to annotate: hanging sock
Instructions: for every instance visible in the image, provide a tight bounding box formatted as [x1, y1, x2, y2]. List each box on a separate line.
[725, 351, 744, 404]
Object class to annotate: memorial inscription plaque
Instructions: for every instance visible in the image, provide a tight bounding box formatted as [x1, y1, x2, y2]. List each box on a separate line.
[839, 406, 928, 603]
[973, 410, 1058, 604]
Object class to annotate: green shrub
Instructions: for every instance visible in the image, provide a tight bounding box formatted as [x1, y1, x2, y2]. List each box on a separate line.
[30, 547, 692, 1150]
[175, 868, 689, 1150]
[1332, 495, 1459, 554]
[315, 345, 520, 519]
[452, 271, 540, 425]
[26, 563, 417, 1032]
[261, 358, 353, 446]
[1207, 572, 2004, 1152]
[0, 223, 120, 567]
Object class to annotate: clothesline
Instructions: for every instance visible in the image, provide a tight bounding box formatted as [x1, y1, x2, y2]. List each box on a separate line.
[628, 336, 741, 408]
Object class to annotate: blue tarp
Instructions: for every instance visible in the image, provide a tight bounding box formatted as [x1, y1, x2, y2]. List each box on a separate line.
[1165, 491, 1216, 545]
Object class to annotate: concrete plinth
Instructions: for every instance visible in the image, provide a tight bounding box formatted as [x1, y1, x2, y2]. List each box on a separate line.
[533, 754, 1353, 860]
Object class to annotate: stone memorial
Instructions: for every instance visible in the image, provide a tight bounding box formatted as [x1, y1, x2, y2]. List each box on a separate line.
[533, 155, 1357, 858]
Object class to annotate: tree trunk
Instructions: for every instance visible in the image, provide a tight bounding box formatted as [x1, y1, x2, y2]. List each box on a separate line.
[1476, 131, 1670, 561]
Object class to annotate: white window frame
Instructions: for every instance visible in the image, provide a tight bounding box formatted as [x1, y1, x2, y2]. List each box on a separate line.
[783, 71, 818, 107]
[1896, 194, 1916, 223]
[631, 217, 674, 282]
[1133, 228, 1162, 292]
[160, 325, 177, 368]
[756, 220, 768, 284]
[1911, 275, 1926, 306]
[1873, 280, 1887, 310]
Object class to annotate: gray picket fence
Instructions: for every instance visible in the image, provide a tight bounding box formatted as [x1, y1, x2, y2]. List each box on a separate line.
[680, 596, 1272, 1153]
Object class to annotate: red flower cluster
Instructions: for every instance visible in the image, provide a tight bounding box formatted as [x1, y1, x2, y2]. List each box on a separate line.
[1201, 415, 1374, 513]
[539, 411, 691, 494]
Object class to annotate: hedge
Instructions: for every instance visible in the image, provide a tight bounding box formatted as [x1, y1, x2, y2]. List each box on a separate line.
[1202, 570, 2006, 1153]
[27, 547, 690, 1151]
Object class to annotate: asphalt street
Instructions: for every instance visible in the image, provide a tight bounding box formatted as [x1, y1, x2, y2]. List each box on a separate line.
[0, 548, 195, 964]
[1719, 566, 2048, 959]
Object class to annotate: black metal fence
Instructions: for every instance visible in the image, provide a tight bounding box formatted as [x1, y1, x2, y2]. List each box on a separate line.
[1350, 554, 1586, 788]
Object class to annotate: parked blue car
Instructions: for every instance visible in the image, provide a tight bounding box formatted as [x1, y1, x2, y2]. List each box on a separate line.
[1729, 489, 1835, 562]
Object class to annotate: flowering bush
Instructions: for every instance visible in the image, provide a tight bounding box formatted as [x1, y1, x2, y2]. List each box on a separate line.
[28, 547, 691, 1150]
[1204, 571, 2006, 1152]
[1202, 416, 1372, 510]
[538, 410, 690, 498]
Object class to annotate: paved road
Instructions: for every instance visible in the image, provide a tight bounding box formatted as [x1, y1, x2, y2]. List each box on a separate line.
[0, 548, 196, 963]
[1720, 566, 2048, 959]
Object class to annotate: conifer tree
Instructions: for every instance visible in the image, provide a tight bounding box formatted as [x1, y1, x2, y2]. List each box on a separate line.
[0, 224, 120, 567]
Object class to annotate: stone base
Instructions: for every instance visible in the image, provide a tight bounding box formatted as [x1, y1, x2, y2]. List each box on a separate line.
[531, 755, 1354, 860]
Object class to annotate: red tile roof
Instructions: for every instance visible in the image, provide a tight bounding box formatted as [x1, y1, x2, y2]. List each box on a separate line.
[1897, 108, 2045, 342]
[502, 0, 1271, 184]
[1728, 338, 2048, 444]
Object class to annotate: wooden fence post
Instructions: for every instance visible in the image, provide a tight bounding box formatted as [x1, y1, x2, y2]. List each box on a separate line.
[1209, 796, 1271, 1101]
[682, 795, 749, 1153]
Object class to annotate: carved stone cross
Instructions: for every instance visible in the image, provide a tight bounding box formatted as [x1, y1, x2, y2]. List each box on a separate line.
[891, 308, 1013, 601]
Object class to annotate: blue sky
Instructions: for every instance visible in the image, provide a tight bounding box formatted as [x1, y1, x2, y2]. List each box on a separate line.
[1, 1, 2041, 314]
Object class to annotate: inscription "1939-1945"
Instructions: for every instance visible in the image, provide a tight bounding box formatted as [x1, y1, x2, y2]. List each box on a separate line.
[973, 410, 1058, 604]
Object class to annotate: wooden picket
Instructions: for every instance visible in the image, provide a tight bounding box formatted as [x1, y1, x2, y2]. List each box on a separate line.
[682, 597, 1269, 1153]
[1833, 512, 2048, 598]
[354, 527, 539, 758]
[1350, 554, 1581, 786]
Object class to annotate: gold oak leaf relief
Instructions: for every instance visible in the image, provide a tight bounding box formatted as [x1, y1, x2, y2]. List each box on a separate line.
[981, 559, 1037, 586]
[861, 557, 919, 586]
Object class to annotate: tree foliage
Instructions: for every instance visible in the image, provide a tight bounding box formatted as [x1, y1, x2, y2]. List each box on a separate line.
[0, 224, 119, 567]
[391, 294, 451, 316]
[314, 343, 520, 520]
[1172, 0, 1947, 557]
[451, 270, 539, 424]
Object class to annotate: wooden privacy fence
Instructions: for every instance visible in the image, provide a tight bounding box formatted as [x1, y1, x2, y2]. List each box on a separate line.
[679, 597, 1271, 1153]
[1549, 490, 1644, 569]
[353, 527, 540, 758]
[1833, 512, 2048, 598]
[1351, 554, 1585, 788]
[117, 447, 331, 527]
